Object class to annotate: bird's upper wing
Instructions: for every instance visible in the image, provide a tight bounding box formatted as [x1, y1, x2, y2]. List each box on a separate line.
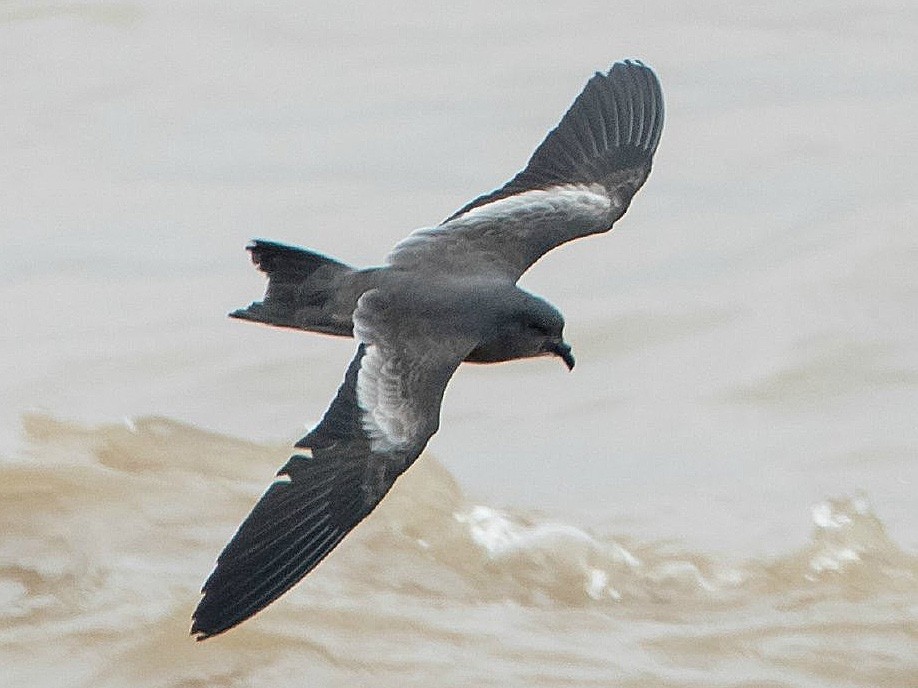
[192, 290, 475, 639]
[387, 60, 664, 282]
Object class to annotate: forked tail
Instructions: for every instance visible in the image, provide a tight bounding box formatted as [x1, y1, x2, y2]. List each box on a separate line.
[230, 240, 364, 337]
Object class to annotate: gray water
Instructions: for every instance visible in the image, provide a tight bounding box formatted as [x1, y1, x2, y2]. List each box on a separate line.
[1, 2, 916, 686]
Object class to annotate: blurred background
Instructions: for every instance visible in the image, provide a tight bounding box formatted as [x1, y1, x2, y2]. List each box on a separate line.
[1, 2, 915, 686]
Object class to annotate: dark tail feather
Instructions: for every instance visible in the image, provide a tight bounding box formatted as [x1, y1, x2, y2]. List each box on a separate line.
[230, 240, 358, 337]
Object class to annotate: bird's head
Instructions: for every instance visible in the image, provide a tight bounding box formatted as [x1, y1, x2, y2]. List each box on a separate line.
[518, 296, 575, 371]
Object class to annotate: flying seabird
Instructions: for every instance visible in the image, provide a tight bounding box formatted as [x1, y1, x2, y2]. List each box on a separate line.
[192, 59, 664, 639]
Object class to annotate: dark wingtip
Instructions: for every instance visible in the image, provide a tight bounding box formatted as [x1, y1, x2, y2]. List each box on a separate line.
[190, 622, 211, 642]
[190, 601, 218, 640]
[190, 591, 250, 641]
[190, 618, 228, 642]
[610, 59, 664, 154]
[190, 614, 210, 641]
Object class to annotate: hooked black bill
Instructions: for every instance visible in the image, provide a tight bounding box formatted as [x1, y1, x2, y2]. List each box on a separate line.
[548, 341, 575, 371]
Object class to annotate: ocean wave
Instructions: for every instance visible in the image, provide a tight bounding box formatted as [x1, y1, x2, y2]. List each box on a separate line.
[3, 415, 914, 612]
[1, 415, 915, 687]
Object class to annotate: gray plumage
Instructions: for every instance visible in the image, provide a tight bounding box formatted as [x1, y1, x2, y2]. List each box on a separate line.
[193, 59, 664, 639]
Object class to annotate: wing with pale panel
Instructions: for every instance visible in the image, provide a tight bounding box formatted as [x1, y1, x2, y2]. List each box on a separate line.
[191, 290, 474, 639]
[388, 60, 664, 281]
